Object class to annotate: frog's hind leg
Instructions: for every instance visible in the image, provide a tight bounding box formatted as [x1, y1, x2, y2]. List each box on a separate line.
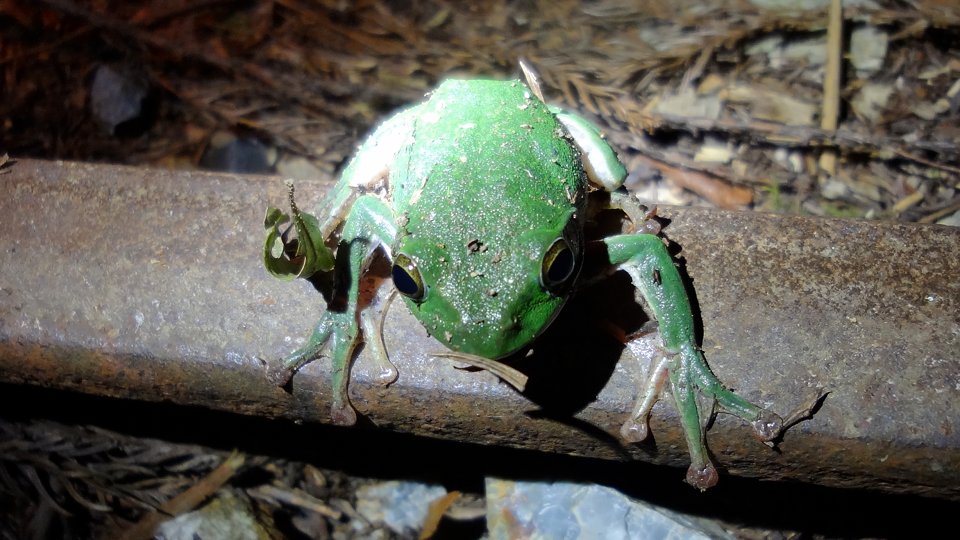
[549, 106, 627, 192]
[604, 232, 783, 489]
[275, 195, 397, 426]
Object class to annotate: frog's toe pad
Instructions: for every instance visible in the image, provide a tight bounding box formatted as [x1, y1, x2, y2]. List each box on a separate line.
[686, 463, 719, 491]
[752, 410, 784, 442]
[619, 418, 650, 443]
[375, 364, 399, 386]
[331, 403, 358, 426]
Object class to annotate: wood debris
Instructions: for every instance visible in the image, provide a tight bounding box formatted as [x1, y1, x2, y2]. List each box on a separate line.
[2, 0, 958, 221]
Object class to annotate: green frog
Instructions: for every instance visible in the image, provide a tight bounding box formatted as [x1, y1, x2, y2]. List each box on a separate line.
[264, 76, 795, 489]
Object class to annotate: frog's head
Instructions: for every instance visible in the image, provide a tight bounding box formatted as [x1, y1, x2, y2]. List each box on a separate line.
[389, 215, 582, 359]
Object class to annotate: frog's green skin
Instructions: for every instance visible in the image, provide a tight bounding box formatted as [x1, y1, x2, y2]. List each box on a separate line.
[267, 79, 783, 490]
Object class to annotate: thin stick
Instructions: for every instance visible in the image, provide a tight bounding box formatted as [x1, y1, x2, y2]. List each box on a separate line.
[818, 0, 843, 177]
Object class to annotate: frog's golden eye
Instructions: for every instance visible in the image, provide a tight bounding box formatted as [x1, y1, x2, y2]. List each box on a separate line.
[392, 253, 425, 302]
[541, 237, 576, 294]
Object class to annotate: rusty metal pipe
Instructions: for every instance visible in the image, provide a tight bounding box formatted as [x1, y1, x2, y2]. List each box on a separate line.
[1, 159, 957, 498]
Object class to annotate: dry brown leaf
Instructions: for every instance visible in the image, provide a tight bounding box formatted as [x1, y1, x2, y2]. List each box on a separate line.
[419, 491, 461, 540]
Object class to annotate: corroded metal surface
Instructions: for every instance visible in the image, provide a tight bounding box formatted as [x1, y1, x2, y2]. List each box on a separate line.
[0, 159, 957, 498]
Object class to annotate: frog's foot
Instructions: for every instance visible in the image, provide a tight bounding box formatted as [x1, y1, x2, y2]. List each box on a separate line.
[666, 347, 723, 490]
[274, 309, 362, 426]
[685, 348, 785, 443]
[604, 230, 807, 489]
[625, 343, 785, 490]
[674, 342, 797, 490]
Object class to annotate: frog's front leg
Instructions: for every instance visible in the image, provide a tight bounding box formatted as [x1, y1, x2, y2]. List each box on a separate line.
[603, 232, 783, 490]
[271, 195, 397, 426]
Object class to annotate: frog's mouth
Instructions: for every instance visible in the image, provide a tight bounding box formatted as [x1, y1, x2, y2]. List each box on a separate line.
[414, 285, 569, 361]
[422, 293, 571, 393]
[497, 291, 571, 359]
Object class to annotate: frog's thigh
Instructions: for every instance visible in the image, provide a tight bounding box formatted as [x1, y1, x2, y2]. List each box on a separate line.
[337, 193, 399, 371]
[602, 233, 693, 350]
[341, 195, 402, 387]
[551, 108, 626, 191]
[325, 195, 398, 424]
[343, 107, 420, 193]
[338, 195, 397, 248]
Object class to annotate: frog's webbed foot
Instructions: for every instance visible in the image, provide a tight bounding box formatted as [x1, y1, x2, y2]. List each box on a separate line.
[621, 344, 745, 490]
[681, 344, 785, 489]
[686, 352, 792, 442]
[273, 308, 362, 426]
[677, 343, 830, 489]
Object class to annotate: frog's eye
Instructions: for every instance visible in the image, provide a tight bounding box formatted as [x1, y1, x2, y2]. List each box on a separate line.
[392, 253, 425, 302]
[541, 237, 576, 293]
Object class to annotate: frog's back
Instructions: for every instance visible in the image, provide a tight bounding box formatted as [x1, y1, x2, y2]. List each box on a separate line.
[380, 80, 589, 357]
[393, 79, 586, 242]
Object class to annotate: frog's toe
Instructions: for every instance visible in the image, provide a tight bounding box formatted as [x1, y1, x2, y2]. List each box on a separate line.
[374, 363, 399, 386]
[620, 355, 670, 443]
[686, 463, 719, 491]
[619, 417, 650, 443]
[752, 410, 784, 442]
[331, 402, 358, 426]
